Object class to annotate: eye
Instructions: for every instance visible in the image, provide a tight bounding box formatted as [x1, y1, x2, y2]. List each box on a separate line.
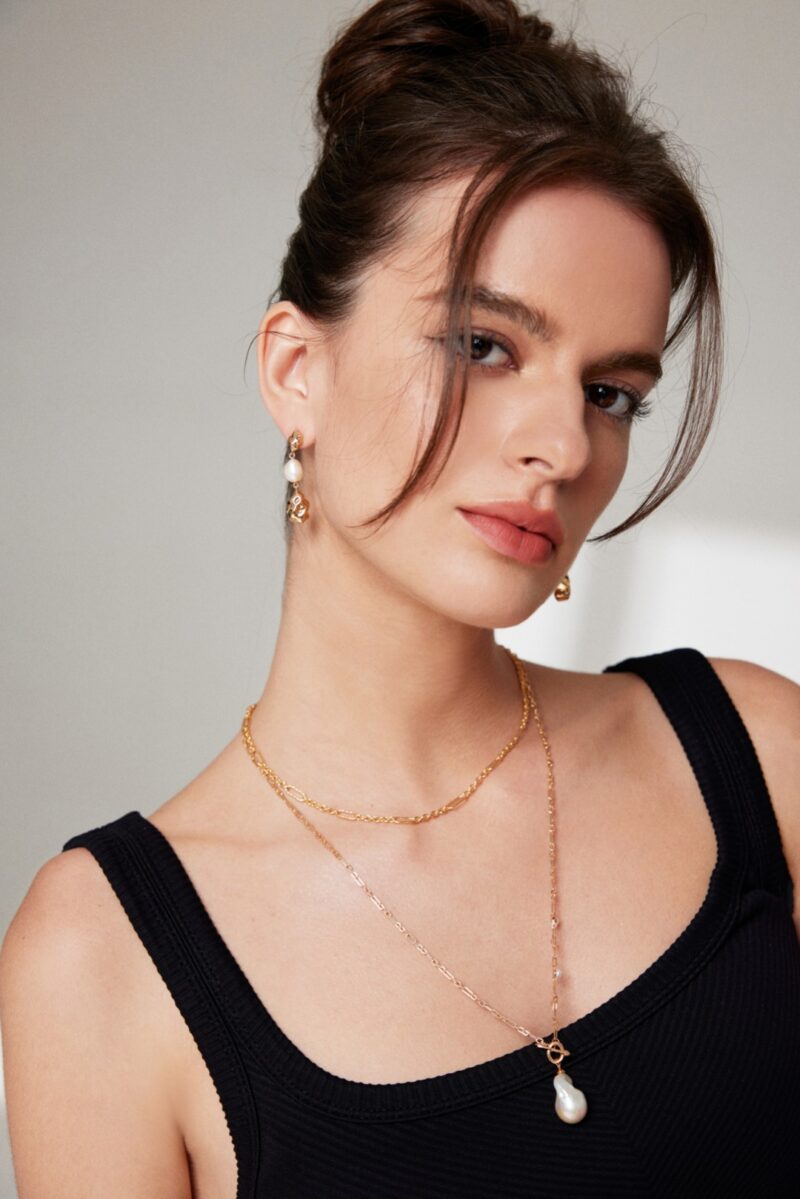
[429, 326, 515, 366]
[585, 381, 652, 424]
[429, 329, 516, 370]
[461, 331, 515, 369]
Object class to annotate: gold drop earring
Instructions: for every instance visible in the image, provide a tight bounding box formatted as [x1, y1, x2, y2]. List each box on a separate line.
[284, 430, 310, 524]
[554, 574, 571, 602]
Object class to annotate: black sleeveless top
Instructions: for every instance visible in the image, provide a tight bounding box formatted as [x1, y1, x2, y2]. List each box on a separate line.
[62, 648, 800, 1197]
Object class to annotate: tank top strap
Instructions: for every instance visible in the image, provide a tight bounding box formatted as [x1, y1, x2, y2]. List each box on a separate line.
[603, 646, 794, 914]
[62, 811, 260, 1196]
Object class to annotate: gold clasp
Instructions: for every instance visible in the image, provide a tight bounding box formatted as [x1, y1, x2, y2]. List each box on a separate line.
[544, 1036, 570, 1067]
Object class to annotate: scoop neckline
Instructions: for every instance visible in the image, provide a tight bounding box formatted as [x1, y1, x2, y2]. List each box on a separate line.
[124, 653, 745, 1120]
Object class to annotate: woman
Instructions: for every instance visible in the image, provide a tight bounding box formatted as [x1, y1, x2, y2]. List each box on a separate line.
[2, 1, 798, 1195]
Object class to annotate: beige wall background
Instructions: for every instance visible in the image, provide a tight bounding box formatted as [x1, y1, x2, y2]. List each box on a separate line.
[1, 1, 798, 1187]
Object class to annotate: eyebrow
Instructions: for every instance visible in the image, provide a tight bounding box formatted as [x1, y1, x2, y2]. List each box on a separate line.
[588, 349, 663, 383]
[418, 283, 664, 383]
[419, 284, 556, 339]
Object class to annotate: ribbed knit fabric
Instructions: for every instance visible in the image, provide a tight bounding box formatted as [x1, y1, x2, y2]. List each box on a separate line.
[62, 648, 800, 1197]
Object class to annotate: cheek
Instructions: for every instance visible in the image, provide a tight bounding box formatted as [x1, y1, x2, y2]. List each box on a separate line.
[598, 423, 630, 480]
[578, 421, 631, 512]
[313, 363, 437, 535]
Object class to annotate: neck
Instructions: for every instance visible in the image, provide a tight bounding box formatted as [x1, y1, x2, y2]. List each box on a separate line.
[247, 529, 528, 818]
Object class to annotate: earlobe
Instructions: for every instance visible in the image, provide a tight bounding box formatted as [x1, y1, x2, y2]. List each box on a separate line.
[257, 302, 315, 443]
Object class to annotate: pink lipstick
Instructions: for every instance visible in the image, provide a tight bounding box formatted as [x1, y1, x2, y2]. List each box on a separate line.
[457, 501, 563, 566]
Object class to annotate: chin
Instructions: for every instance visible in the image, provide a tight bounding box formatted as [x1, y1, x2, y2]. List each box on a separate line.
[419, 568, 556, 631]
[457, 590, 553, 631]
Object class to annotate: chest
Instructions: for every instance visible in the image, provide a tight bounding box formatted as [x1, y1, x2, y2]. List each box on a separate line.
[166, 721, 718, 1197]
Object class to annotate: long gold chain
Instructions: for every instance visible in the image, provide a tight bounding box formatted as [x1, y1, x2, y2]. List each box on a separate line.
[240, 648, 575, 1077]
[243, 648, 531, 824]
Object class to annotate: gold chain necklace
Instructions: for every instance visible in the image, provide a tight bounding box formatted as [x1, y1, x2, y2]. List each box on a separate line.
[240, 647, 588, 1124]
[244, 647, 531, 824]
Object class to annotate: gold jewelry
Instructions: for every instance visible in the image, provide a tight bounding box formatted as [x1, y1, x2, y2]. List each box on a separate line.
[241, 651, 531, 824]
[240, 646, 588, 1124]
[284, 430, 310, 524]
[554, 574, 571, 602]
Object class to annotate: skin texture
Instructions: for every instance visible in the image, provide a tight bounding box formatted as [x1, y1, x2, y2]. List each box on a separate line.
[1, 181, 798, 1199]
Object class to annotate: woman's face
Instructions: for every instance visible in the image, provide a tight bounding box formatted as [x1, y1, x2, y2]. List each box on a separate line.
[275, 180, 672, 629]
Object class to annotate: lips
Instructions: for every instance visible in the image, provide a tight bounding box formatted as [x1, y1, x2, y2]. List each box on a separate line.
[457, 503, 562, 567]
[457, 501, 564, 547]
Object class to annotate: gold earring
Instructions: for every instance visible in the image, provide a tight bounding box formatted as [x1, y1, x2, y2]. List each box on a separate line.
[284, 430, 310, 524]
[554, 574, 571, 602]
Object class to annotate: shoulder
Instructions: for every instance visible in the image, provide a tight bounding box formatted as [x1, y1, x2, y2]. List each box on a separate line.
[706, 656, 800, 936]
[0, 845, 185, 1105]
[0, 844, 169, 1048]
[0, 846, 121, 990]
[0, 847, 191, 1193]
[524, 652, 800, 936]
[704, 656, 800, 798]
[0, 836, 193, 1032]
[705, 654, 800, 721]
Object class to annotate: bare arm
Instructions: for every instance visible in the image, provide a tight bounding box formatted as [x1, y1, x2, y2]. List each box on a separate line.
[0, 848, 192, 1199]
[709, 657, 800, 940]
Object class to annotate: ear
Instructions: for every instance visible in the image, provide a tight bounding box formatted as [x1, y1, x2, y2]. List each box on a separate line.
[257, 302, 318, 445]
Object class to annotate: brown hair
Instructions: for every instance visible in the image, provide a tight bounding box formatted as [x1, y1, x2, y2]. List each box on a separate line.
[271, 0, 722, 542]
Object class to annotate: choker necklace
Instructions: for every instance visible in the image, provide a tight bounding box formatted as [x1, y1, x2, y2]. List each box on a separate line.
[243, 648, 531, 823]
[240, 647, 588, 1124]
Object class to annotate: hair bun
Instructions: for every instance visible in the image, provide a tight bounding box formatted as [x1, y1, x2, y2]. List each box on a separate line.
[316, 0, 554, 143]
[524, 14, 554, 42]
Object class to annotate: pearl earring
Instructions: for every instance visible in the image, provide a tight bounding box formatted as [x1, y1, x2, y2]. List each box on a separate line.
[284, 430, 310, 524]
[554, 574, 571, 602]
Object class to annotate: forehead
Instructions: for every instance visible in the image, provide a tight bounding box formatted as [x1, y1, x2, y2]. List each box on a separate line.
[364, 176, 672, 346]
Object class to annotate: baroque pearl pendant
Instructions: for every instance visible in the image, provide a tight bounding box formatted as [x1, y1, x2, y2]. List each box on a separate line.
[553, 1070, 588, 1123]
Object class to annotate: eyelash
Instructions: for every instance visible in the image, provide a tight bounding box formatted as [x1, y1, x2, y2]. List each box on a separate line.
[434, 329, 654, 425]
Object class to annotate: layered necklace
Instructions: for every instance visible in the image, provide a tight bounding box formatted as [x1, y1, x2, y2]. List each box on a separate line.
[240, 645, 588, 1123]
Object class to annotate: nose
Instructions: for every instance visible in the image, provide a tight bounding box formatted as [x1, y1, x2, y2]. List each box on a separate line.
[504, 379, 592, 484]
